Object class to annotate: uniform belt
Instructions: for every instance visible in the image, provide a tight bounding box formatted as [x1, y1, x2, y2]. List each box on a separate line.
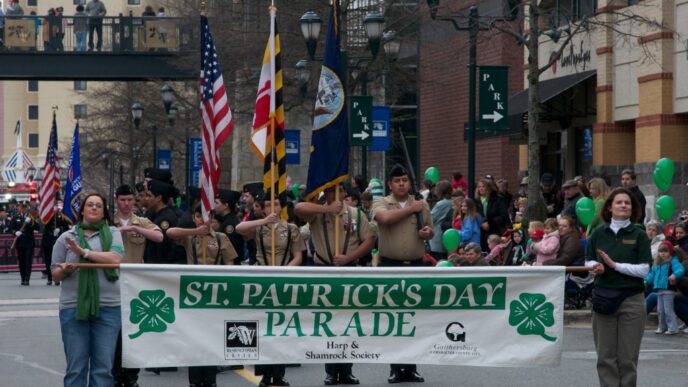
[379, 256, 423, 266]
[315, 253, 357, 267]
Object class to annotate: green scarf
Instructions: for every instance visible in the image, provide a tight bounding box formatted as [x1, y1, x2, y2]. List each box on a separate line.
[75, 221, 119, 320]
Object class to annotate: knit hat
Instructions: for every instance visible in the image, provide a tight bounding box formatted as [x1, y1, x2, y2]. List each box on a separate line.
[659, 240, 674, 255]
[530, 229, 544, 239]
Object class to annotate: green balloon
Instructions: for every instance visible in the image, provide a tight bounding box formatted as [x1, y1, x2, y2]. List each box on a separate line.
[656, 195, 676, 221]
[653, 169, 670, 192]
[292, 183, 300, 198]
[656, 157, 675, 179]
[436, 260, 454, 268]
[575, 197, 596, 226]
[424, 166, 440, 184]
[442, 228, 461, 251]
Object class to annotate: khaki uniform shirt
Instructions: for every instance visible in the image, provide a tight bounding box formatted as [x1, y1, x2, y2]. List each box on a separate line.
[251, 221, 303, 266]
[371, 195, 432, 261]
[302, 204, 374, 266]
[114, 213, 161, 264]
[178, 230, 237, 265]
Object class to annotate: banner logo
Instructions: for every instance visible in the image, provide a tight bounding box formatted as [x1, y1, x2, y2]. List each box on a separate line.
[445, 322, 466, 342]
[129, 290, 176, 339]
[225, 321, 259, 360]
[508, 293, 557, 342]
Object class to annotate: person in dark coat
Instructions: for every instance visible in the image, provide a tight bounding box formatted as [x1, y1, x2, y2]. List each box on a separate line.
[12, 202, 39, 285]
[215, 189, 244, 265]
[543, 215, 583, 266]
[621, 169, 647, 224]
[475, 178, 511, 251]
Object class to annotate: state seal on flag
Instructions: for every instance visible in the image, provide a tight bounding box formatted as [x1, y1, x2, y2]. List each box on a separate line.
[313, 66, 344, 131]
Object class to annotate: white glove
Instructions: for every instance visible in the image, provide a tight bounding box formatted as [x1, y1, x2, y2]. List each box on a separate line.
[53, 229, 60, 237]
[15, 231, 22, 237]
[24, 216, 31, 223]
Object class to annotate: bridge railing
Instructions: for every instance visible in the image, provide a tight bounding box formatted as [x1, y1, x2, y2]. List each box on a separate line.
[0, 15, 196, 53]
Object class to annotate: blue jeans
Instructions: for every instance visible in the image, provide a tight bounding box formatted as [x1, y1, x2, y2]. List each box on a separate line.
[645, 292, 688, 323]
[75, 31, 87, 52]
[60, 306, 121, 387]
[657, 290, 678, 332]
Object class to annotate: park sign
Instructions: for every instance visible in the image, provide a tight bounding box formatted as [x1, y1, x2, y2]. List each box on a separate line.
[479, 66, 509, 131]
[349, 96, 373, 146]
[121, 265, 564, 368]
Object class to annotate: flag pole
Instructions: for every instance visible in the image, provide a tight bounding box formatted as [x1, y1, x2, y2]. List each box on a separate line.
[334, 184, 340, 256]
[269, 3, 277, 267]
[200, 0, 207, 264]
[270, 114, 277, 267]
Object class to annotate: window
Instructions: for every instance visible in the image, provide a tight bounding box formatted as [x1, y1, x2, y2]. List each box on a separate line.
[73, 0, 86, 5]
[28, 134, 39, 148]
[128, 0, 141, 5]
[74, 80, 87, 91]
[28, 80, 38, 92]
[74, 104, 88, 119]
[28, 105, 39, 120]
[27, 0, 37, 6]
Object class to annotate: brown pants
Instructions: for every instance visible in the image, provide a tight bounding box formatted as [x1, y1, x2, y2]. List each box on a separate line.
[592, 292, 645, 387]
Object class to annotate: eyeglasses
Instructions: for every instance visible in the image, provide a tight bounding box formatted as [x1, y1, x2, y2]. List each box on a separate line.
[85, 203, 104, 209]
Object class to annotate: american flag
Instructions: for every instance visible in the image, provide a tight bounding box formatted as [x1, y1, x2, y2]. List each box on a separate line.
[39, 114, 60, 223]
[199, 15, 233, 222]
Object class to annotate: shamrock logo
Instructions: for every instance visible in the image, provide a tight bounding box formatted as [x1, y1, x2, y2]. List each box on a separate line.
[128, 290, 176, 339]
[508, 293, 557, 342]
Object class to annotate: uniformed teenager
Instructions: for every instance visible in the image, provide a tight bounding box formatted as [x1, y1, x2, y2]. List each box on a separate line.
[12, 201, 39, 286]
[295, 185, 375, 386]
[41, 200, 72, 285]
[143, 180, 186, 264]
[112, 184, 164, 387]
[166, 205, 237, 387]
[236, 192, 303, 387]
[215, 189, 245, 265]
[371, 164, 433, 384]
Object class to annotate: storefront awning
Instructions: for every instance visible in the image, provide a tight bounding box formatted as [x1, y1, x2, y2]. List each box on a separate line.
[508, 70, 596, 117]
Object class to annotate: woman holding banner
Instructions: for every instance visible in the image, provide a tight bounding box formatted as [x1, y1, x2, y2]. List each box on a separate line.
[51, 193, 125, 387]
[586, 187, 651, 387]
[236, 191, 303, 386]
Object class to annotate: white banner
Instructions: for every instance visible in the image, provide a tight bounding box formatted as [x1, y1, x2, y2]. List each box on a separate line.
[120, 265, 564, 368]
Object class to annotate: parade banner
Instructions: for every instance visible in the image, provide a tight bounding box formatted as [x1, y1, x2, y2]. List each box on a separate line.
[121, 265, 564, 368]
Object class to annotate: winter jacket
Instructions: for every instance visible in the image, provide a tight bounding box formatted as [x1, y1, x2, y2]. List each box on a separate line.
[460, 214, 483, 246]
[645, 257, 685, 291]
[532, 230, 560, 266]
[543, 232, 583, 266]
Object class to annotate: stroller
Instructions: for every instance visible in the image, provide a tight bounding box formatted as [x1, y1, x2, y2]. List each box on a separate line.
[565, 264, 595, 310]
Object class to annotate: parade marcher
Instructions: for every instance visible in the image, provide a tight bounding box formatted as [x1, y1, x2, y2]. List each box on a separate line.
[237, 192, 304, 387]
[215, 189, 245, 265]
[586, 187, 651, 387]
[370, 164, 432, 384]
[166, 205, 237, 387]
[12, 202, 39, 286]
[111, 184, 163, 387]
[143, 180, 186, 265]
[0, 207, 11, 234]
[295, 185, 375, 385]
[51, 192, 124, 387]
[41, 200, 72, 285]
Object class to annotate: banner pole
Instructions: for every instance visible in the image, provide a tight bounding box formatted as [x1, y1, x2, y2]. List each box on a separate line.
[270, 114, 276, 267]
[334, 185, 340, 256]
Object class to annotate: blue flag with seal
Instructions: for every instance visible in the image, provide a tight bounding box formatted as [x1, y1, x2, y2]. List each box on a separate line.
[304, 1, 348, 202]
[63, 123, 82, 223]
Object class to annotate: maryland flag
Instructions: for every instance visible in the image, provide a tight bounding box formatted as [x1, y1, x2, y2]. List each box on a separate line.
[251, 5, 287, 219]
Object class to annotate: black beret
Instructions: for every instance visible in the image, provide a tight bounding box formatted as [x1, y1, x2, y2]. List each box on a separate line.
[148, 180, 173, 198]
[243, 182, 264, 198]
[115, 184, 135, 196]
[388, 164, 409, 179]
[144, 168, 172, 183]
[216, 189, 241, 207]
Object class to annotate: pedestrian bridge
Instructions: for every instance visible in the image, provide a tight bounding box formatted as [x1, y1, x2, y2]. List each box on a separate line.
[0, 15, 197, 80]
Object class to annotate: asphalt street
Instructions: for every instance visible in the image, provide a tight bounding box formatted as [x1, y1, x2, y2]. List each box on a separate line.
[1, 271, 687, 386]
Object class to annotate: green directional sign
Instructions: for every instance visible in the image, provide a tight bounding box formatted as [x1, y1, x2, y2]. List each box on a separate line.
[479, 66, 509, 131]
[349, 96, 373, 146]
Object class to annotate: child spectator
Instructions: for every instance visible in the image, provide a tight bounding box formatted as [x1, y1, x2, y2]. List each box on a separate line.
[646, 241, 685, 335]
[459, 198, 483, 245]
[503, 228, 528, 265]
[484, 234, 503, 264]
[531, 218, 560, 266]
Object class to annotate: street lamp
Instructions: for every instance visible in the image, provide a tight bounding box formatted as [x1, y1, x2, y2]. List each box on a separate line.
[383, 31, 401, 59]
[295, 59, 310, 97]
[363, 11, 385, 60]
[167, 104, 178, 125]
[160, 84, 174, 114]
[131, 102, 143, 130]
[300, 11, 322, 60]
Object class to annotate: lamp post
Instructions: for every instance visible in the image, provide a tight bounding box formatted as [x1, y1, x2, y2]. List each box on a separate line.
[299, 9, 386, 182]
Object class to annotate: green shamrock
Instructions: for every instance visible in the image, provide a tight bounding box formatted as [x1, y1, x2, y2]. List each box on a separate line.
[128, 290, 176, 339]
[508, 293, 557, 342]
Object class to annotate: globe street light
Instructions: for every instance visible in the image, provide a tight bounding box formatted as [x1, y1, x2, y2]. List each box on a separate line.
[299, 11, 322, 60]
[383, 30, 401, 59]
[160, 84, 174, 114]
[363, 11, 385, 60]
[295, 59, 310, 97]
[131, 102, 143, 130]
